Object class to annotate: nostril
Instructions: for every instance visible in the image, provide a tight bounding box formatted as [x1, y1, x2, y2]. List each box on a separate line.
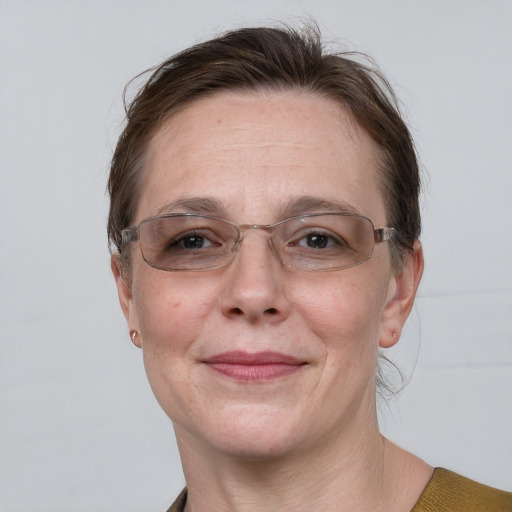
[265, 308, 278, 315]
[230, 307, 244, 315]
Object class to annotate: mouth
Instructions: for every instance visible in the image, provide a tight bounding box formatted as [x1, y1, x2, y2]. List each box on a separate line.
[203, 351, 307, 381]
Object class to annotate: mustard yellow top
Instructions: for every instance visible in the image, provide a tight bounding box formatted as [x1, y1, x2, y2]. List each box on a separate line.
[410, 468, 511, 511]
[166, 468, 512, 511]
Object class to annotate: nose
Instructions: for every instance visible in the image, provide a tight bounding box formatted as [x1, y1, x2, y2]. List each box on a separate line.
[220, 230, 291, 324]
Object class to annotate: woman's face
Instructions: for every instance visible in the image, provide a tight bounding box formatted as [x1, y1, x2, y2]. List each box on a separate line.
[114, 91, 420, 458]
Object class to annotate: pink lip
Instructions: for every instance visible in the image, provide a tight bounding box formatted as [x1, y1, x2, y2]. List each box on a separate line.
[204, 351, 306, 381]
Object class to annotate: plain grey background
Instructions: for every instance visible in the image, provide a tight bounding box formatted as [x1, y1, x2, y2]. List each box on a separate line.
[1, 1, 511, 511]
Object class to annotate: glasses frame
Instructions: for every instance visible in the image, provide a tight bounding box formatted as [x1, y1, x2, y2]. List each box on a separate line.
[121, 212, 395, 272]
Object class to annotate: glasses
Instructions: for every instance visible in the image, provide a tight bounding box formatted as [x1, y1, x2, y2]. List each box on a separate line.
[121, 213, 395, 272]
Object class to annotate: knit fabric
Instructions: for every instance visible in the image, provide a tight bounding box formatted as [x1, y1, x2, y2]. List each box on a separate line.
[411, 468, 511, 511]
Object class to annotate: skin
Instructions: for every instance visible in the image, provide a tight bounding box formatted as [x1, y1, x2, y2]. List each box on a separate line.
[113, 90, 429, 511]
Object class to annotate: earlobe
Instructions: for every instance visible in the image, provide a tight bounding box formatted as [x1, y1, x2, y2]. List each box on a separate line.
[111, 256, 142, 348]
[379, 240, 424, 348]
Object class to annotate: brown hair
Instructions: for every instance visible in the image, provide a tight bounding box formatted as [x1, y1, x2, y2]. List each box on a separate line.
[108, 24, 421, 274]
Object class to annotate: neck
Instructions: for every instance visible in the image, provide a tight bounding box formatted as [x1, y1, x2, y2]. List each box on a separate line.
[174, 398, 431, 512]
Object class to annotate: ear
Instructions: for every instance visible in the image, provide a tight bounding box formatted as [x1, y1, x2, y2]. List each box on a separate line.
[111, 256, 142, 348]
[379, 240, 424, 348]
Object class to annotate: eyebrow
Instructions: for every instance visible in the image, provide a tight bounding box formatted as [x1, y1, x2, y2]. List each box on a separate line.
[279, 196, 360, 218]
[153, 195, 360, 220]
[154, 196, 227, 217]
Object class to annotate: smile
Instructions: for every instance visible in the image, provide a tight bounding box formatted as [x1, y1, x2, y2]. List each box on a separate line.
[203, 351, 307, 381]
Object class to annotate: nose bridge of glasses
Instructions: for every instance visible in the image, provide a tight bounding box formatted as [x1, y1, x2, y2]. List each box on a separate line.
[233, 223, 281, 259]
[239, 222, 275, 232]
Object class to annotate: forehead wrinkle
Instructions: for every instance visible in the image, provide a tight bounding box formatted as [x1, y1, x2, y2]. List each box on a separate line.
[198, 141, 317, 150]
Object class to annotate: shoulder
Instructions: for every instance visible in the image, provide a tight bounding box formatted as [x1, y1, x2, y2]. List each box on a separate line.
[412, 468, 512, 512]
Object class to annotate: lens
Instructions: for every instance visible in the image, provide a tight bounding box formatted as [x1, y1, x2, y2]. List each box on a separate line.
[276, 214, 374, 270]
[138, 215, 239, 270]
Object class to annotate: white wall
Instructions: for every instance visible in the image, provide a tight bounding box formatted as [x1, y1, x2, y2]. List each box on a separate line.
[1, 1, 510, 510]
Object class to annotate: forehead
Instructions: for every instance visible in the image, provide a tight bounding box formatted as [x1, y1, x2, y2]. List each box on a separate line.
[139, 90, 386, 224]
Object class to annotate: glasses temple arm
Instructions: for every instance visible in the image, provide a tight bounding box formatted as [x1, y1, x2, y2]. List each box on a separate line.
[374, 227, 395, 242]
[121, 228, 140, 244]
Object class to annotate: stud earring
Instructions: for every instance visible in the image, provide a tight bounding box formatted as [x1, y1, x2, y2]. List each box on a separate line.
[392, 332, 397, 339]
[130, 330, 138, 343]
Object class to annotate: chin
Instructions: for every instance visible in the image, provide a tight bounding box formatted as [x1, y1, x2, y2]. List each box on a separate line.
[208, 432, 301, 461]
[175, 403, 307, 460]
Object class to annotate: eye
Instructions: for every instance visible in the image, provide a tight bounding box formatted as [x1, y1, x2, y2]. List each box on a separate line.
[167, 231, 221, 251]
[178, 234, 214, 250]
[302, 233, 334, 249]
[293, 231, 343, 250]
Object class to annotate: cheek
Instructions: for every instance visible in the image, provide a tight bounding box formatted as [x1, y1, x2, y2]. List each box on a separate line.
[133, 271, 218, 357]
[297, 278, 384, 337]
[131, 273, 222, 418]
[291, 272, 388, 369]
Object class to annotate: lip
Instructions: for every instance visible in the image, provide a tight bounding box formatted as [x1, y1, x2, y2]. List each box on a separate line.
[203, 351, 306, 381]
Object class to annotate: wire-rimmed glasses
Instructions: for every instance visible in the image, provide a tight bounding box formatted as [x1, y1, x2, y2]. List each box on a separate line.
[121, 212, 395, 272]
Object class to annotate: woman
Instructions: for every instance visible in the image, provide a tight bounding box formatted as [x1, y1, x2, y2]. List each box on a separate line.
[108, 25, 511, 511]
